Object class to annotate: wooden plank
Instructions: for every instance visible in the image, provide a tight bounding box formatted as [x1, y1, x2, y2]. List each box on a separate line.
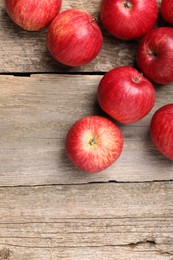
[0, 182, 172, 259]
[0, 74, 173, 186]
[0, 1, 162, 73]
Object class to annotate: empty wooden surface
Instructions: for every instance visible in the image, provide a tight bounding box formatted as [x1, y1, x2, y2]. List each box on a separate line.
[0, 0, 173, 259]
[0, 182, 173, 259]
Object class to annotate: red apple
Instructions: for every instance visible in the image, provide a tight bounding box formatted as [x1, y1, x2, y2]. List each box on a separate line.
[161, 0, 173, 24]
[100, 0, 158, 40]
[150, 104, 173, 160]
[137, 27, 173, 84]
[47, 9, 103, 67]
[97, 66, 156, 124]
[66, 116, 123, 173]
[4, 0, 62, 31]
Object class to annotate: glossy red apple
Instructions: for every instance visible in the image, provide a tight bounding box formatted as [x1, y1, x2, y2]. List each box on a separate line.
[161, 0, 173, 24]
[137, 27, 173, 84]
[150, 104, 173, 160]
[100, 0, 158, 40]
[97, 66, 156, 124]
[47, 9, 103, 67]
[4, 0, 62, 31]
[66, 116, 123, 173]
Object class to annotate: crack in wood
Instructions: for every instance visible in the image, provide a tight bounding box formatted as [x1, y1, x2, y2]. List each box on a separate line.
[128, 239, 156, 249]
[0, 242, 172, 257]
[0, 180, 173, 189]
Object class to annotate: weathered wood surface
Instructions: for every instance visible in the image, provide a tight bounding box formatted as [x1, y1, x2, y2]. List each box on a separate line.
[0, 74, 173, 186]
[0, 1, 173, 259]
[0, 182, 172, 259]
[0, 1, 162, 73]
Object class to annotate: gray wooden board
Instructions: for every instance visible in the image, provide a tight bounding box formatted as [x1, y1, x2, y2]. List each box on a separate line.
[0, 182, 172, 259]
[0, 1, 162, 73]
[0, 74, 172, 186]
[0, 1, 172, 259]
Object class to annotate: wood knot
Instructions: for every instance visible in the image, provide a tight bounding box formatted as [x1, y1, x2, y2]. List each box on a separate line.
[0, 248, 11, 259]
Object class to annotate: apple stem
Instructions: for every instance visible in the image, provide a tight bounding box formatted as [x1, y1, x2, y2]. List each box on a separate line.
[133, 73, 143, 83]
[147, 49, 158, 58]
[91, 18, 96, 24]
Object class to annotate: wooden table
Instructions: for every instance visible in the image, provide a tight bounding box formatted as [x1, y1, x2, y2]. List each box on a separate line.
[0, 1, 173, 259]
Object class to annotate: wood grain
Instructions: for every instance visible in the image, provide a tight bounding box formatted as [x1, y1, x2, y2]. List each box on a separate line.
[1, 1, 172, 259]
[0, 74, 173, 186]
[0, 1, 163, 73]
[0, 182, 172, 259]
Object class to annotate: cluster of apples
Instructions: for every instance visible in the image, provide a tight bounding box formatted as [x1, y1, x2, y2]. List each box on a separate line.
[4, 0, 103, 67]
[66, 0, 173, 173]
[4, 0, 173, 173]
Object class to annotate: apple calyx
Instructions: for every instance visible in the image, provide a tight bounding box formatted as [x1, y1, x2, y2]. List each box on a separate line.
[123, 0, 133, 9]
[132, 73, 143, 83]
[89, 137, 97, 146]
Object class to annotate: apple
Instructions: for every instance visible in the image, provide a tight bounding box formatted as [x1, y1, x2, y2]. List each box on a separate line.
[137, 27, 173, 84]
[66, 116, 124, 173]
[4, 0, 62, 31]
[100, 0, 158, 40]
[47, 9, 103, 67]
[161, 0, 173, 24]
[97, 66, 156, 124]
[150, 104, 173, 160]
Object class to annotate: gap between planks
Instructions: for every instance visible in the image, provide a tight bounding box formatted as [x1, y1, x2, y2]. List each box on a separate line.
[0, 179, 173, 189]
